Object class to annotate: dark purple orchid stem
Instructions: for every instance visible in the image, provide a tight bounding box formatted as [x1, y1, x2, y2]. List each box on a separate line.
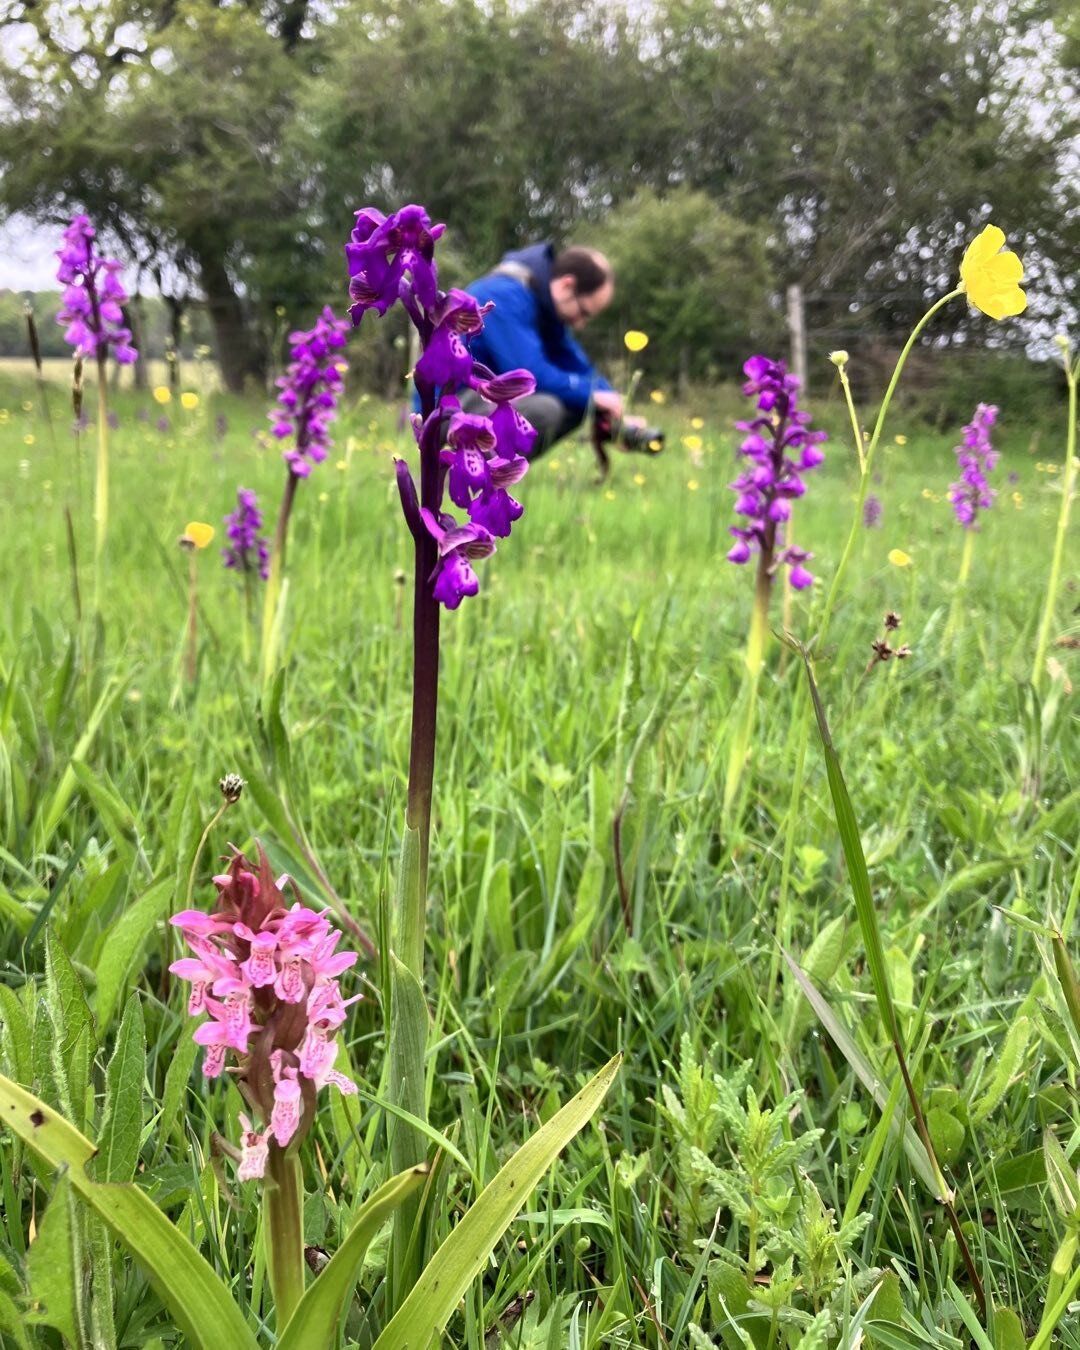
[273, 471, 300, 579]
[405, 379, 442, 920]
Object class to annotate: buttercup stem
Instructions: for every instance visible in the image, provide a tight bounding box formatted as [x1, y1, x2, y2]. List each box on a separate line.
[265, 1148, 305, 1328]
[185, 553, 198, 683]
[1031, 348, 1078, 689]
[815, 288, 961, 651]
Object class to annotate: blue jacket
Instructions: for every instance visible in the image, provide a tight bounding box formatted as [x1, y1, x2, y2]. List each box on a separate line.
[465, 244, 611, 414]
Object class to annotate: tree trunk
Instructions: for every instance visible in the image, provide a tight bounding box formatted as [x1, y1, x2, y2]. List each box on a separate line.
[125, 297, 148, 391]
[196, 250, 265, 393]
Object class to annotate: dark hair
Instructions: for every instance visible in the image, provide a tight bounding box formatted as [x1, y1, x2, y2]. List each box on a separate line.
[551, 247, 611, 296]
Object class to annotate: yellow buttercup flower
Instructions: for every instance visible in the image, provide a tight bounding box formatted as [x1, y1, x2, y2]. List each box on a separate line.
[894, 434, 908, 446]
[183, 521, 215, 549]
[153, 386, 172, 405]
[959, 224, 1027, 320]
[682, 434, 703, 452]
[604, 489, 617, 501]
[180, 391, 200, 411]
[633, 473, 646, 486]
[686, 479, 699, 492]
[888, 548, 912, 568]
[650, 389, 666, 405]
[690, 417, 704, 429]
[23, 434, 34, 446]
[624, 330, 649, 353]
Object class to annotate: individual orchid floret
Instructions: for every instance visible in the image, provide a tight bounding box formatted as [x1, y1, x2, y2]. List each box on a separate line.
[725, 355, 826, 587]
[55, 215, 138, 365]
[419, 509, 496, 610]
[947, 403, 999, 530]
[169, 847, 359, 1181]
[223, 487, 271, 580]
[270, 307, 350, 478]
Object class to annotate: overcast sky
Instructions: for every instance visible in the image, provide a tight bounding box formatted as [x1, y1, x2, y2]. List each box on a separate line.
[0, 213, 67, 289]
[0, 211, 145, 292]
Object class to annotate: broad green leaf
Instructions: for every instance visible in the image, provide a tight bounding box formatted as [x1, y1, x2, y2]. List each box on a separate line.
[373, 1052, 621, 1350]
[387, 952, 430, 1307]
[94, 994, 146, 1183]
[45, 928, 96, 1081]
[153, 1028, 200, 1163]
[87, 1213, 118, 1350]
[0, 1287, 32, 1350]
[992, 1306, 1026, 1350]
[0, 1072, 260, 1350]
[70, 759, 141, 873]
[0, 982, 31, 1083]
[277, 1165, 430, 1350]
[970, 1016, 1031, 1124]
[94, 878, 172, 1030]
[26, 1169, 83, 1346]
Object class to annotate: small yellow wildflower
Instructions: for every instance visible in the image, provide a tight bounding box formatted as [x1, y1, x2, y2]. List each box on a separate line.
[604, 489, 617, 501]
[318, 492, 329, 504]
[888, 548, 912, 567]
[624, 330, 649, 352]
[1046, 462, 1060, 474]
[633, 473, 646, 486]
[690, 417, 704, 429]
[650, 389, 666, 404]
[548, 459, 562, 472]
[0, 409, 9, 423]
[682, 434, 703, 453]
[275, 305, 287, 317]
[180, 391, 200, 411]
[183, 521, 215, 549]
[921, 488, 933, 499]
[687, 479, 700, 492]
[21, 400, 32, 412]
[894, 434, 908, 446]
[959, 224, 1027, 320]
[23, 434, 34, 446]
[336, 459, 348, 471]
[829, 350, 849, 366]
[153, 386, 171, 405]
[1012, 491, 1023, 506]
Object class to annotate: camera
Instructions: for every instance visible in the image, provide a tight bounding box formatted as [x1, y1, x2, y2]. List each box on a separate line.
[592, 411, 665, 454]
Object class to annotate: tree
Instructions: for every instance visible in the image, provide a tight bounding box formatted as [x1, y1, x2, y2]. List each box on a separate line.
[0, 0, 332, 390]
[587, 187, 780, 385]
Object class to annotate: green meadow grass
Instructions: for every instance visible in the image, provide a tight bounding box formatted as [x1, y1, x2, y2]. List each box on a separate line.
[0, 363, 1077, 1347]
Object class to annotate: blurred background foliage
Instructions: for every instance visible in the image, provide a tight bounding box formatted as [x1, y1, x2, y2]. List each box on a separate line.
[0, 0, 1077, 396]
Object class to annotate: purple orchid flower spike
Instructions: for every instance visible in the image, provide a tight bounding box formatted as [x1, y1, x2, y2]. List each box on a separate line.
[948, 403, 999, 529]
[55, 215, 138, 365]
[726, 354, 826, 588]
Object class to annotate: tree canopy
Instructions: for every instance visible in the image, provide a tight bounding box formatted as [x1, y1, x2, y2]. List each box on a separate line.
[1, 0, 1075, 388]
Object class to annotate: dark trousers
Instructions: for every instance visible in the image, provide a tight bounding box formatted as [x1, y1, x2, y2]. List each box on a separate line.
[458, 390, 583, 458]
